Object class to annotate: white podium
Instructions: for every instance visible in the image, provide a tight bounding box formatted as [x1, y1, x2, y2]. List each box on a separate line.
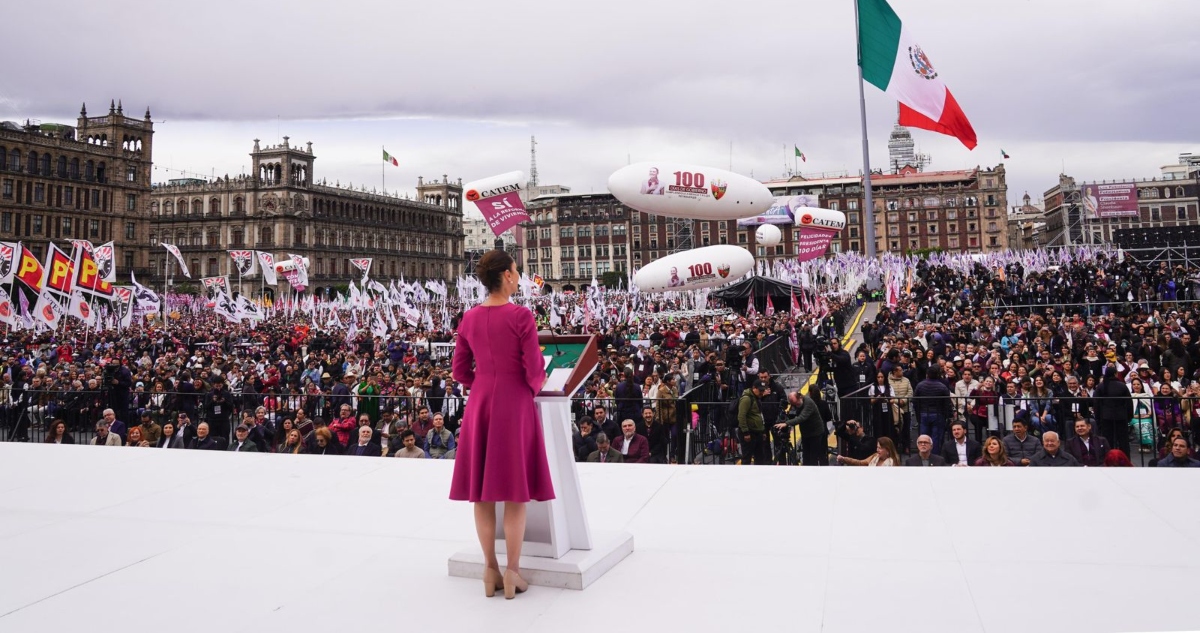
[448, 335, 634, 590]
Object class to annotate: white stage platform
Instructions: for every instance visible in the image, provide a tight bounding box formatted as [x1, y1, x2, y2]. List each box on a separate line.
[1, 444, 1198, 633]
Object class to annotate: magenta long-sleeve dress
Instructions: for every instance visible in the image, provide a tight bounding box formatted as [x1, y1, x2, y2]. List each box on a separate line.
[449, 303, 556, 503]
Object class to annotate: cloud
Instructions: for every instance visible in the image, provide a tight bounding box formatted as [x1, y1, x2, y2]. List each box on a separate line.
[1, 0, 1195, 209]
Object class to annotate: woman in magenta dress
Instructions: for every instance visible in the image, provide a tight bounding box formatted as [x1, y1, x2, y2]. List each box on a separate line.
[450, 249, 555, 600]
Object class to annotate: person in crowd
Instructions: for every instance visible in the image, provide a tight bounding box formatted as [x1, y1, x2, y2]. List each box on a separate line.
[278, 429, 305, 455]
[915, 366, 952, 446]
[1153, 383, 1184, 435]
[229, 424, 258, 452]
[836, 419, 876, 462]
[1156, 437, 1200, 468]
[867, 370, 896, 445]
[392, 429, 426, 458]
[642, 406, 669, 464]
[309, 427, 338, 455]
[329, 403, 357, 449]
[586, 432, 623, 463]
[1103, 449, 1133, 467]
[612, 418, 650, 464]
[100, 408, 127, 444]
[777, 389, 827, 466]
[1130, 377, 1155, 453]
[903, 434, 947, 466]
[126, 426, 150, 447]
[425, 413, 456, 459]
[188, 422, 219, 450]
[1064, 417, 1111, 467]
[43, 419, 74, 444]
[968, 377, 999, 444]
[91, 419, 121, 446]
[573, 417, 599, 463]
[887, 363, 914, 454]
[1029, 431, 1079, 467]
[940, 422, 982, 467]
[1002, 415, 1041, 466]
[135, 411, 162, 447]
[837, 436, 899, 466]
[737, 379, 768, 465]
[347, 426, 382, 457]
[1094, 367, 1133, 455]
[974, 436, 1014, 467]
[1027, 375, 1056, 436]
[156, 420, 185, 448]
[175, 412, 198, 448]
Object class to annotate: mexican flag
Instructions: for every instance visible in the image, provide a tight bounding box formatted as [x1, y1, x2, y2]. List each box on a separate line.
[794, 146, 806, 162]
[857, 0, 977, 149]
[382, 149, 399, 166]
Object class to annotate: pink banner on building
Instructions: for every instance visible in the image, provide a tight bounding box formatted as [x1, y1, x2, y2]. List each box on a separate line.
[795, 226, 837, 262]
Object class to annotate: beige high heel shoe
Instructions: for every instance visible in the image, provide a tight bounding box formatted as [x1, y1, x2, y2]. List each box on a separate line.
[503, 569, 528, 599]
[483, 567, 504, 598]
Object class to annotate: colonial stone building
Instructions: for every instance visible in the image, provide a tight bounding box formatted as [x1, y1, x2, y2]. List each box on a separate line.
[765, 164, 1010, 255]
[148, 138, 464, 296]
[0, 100, 153, 275]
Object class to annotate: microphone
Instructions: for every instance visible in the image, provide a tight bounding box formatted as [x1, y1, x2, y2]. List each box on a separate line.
[538, 330, 567, 357]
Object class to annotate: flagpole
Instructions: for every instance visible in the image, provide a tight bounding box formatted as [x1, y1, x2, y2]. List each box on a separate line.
[381, 145, 385, 195]
[854, 0, 879, 263]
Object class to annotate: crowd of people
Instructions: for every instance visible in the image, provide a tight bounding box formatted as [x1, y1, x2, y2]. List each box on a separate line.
[4, 285, 844, 466]
[827, 251, 1200, 467]
[10, 246, 1200, 468]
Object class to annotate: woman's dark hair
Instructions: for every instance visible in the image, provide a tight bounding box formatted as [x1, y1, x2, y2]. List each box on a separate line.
[477, 249, 514, 294]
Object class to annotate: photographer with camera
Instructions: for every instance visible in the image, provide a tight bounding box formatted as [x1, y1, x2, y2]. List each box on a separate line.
[775, 389, 827, 466]
[737, 379, 769, 465]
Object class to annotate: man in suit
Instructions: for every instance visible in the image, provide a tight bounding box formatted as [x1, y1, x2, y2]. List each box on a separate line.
[89, 420, 122, 446]
[940, 422, 982, 466]
[175, 412, 198, 448]
[228, 424, 258, 452]
[586, 433, 623, 463]
[1063, 417, 1110, 467]
[904, 434, 947, 466]
[346, 425, 382, 457]
[611, 419, 650, 463]
[189, 421, 219, 450]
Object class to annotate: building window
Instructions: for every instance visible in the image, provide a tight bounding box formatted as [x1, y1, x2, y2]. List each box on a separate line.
[909, 239, 918, 249]
[91, 189, 100, 208]
[968, 236, 979, 247]
[578, 226, 592, 238]
[64, 187, 73, 206]
[1, 179, 11, 199]
[33, 215, 43, 234]
[887, 212, 899, 223]
[560, 227, 574, 238]
[928, 224, 938, 234]
[126, 166, 136, 182]
[947, 210, 957, 220]
[890, 240, 899, 251]
[62, 218, 72, 236]
[34, 183, 44, 203]
[560, 246, 574, 259]
[888, 226, 899, 237]
[126, 222, 136, 240]
[1, 213, 11, 233]
[848, 212, 859, 224]
[89, 220, 99, 237]
[541, 247, 551, 259]
[849, 241, 859, 252]
[829, 201, 839, 211]
[124, 252, 134, 272]
[929, 237, 940, 248]
[127, 194, 137, 211]
[948, 223, 957, 233]
[1151, 207, 1161, 221]
[989, 236, 999, 246]
[737, 233, 747, 243]
[849, 227, 859, 238]
[968, 222, 977, 232]
[848, 200, 859, 211]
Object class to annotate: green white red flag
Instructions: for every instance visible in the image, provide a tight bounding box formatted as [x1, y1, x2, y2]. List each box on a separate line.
[857, 0, 977, 149]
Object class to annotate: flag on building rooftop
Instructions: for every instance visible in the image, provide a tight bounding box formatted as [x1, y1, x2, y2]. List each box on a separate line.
[383, 149, 399, 167]
[794, 146, 806, 162]
[857, 0, 978, 149]
[1001, 149, 1010, 159]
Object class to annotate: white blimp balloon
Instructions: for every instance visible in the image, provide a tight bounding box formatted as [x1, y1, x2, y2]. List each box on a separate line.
[634, 245, 755, 293]
[793, 207, 846, 231]
[274, 256, 310, 273]
[755, 224, 782, 247]
[608, 162, 775, 220]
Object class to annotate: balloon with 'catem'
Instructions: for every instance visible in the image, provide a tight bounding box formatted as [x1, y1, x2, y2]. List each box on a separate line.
[633, 245, 754, 293]
[755, 224, 782, 247]
[274, 257, 310, 273]
[608, 162, 774, 220]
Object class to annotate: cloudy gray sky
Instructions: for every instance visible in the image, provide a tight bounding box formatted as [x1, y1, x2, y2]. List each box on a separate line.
[2, 0, 1197, 212]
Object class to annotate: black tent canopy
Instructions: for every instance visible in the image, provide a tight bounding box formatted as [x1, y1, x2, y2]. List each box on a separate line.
[712, 276, 806, 313]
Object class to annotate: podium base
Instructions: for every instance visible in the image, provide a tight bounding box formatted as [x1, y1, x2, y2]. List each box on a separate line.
[447, 531, 634, 591]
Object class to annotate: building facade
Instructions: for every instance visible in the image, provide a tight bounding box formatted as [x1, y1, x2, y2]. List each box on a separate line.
[0, 100, 153, 276]
[765, 164, 1010, 255]
[1042, 156, 1200, 247]
[148, 138, 464, 295]
[1006, 192, 1045, 251]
